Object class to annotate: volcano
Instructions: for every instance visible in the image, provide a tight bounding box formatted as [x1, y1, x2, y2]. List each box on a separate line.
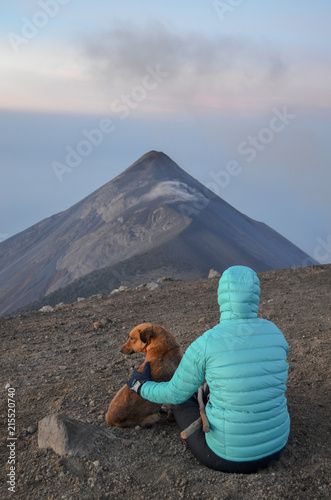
[0, 151, 316, 315]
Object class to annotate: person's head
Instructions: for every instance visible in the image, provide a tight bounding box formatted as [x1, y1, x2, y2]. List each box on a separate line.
[218, 266, 260, 320]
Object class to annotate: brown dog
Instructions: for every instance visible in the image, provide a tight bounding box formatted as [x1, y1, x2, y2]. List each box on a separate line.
[106, 323, 182, 427]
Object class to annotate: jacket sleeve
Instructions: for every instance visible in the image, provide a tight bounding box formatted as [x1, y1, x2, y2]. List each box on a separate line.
[140, 335, 206, 405]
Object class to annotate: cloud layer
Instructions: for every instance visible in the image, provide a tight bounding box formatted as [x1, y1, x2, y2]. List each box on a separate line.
[82, 21, 288, 110]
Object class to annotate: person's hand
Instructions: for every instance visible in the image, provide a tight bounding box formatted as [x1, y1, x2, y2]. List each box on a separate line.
[127, 362, 151, 395]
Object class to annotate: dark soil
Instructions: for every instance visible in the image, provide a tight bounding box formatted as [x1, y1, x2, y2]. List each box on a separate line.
[1, 264, 330, 499]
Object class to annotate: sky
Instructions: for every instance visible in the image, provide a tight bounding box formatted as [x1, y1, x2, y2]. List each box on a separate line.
[1, 0, 330, 264]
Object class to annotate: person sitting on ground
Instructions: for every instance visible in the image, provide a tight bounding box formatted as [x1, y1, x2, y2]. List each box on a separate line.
[127, 265, 290, 473]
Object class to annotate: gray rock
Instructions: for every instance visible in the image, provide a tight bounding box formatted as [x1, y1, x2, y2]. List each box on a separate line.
[38, 413, 116, 457]
[55, 302, 65, 309]
[208, 269, 221, 279]
[146, 282, 163, 291]
[39, 305, 54, 312]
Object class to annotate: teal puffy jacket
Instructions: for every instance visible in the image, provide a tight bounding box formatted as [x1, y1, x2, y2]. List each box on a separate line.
[141, 266, 290, 462]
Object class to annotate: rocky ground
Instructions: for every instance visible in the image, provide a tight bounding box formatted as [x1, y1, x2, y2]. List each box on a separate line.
[1, 264, 330, 500]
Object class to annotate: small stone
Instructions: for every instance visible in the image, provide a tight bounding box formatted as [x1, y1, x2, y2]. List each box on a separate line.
[93, 322, 104, 330]
[198, 317, 205, 323]
[27, 425, 37, 434]
[77, 297, 86, 302]
[208, 269, 220, 279]
[157, 277, 172, 283]
[93, 460, 100, 467]
[146, 282, 162, 291]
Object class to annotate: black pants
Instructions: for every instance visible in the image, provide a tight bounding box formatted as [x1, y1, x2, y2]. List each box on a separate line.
[172, 394, 285, 474]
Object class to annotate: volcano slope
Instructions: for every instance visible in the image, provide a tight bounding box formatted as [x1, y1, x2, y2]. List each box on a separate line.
[0, 264, 330, 499]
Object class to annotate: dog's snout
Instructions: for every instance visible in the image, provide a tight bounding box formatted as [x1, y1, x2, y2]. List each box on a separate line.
[120, 347, 124, 353]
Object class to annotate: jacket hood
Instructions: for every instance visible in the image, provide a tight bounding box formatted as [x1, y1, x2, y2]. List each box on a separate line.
[218, 266, 260, 320]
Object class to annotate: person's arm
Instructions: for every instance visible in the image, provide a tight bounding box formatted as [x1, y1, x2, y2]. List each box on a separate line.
[140, 336, 207, 405]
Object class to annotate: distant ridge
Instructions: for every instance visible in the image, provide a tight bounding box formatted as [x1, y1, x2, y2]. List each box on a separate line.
[0, 151, 317, 315]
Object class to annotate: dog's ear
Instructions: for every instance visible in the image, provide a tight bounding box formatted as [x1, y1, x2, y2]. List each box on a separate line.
[139, 325, 154, 344]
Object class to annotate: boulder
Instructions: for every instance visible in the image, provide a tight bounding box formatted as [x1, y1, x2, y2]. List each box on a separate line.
[38, 413, 116, 457]
[39, 305, 54, 313]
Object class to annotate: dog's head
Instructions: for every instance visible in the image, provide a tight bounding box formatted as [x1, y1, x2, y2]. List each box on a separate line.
[121, 323, 155, 354]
